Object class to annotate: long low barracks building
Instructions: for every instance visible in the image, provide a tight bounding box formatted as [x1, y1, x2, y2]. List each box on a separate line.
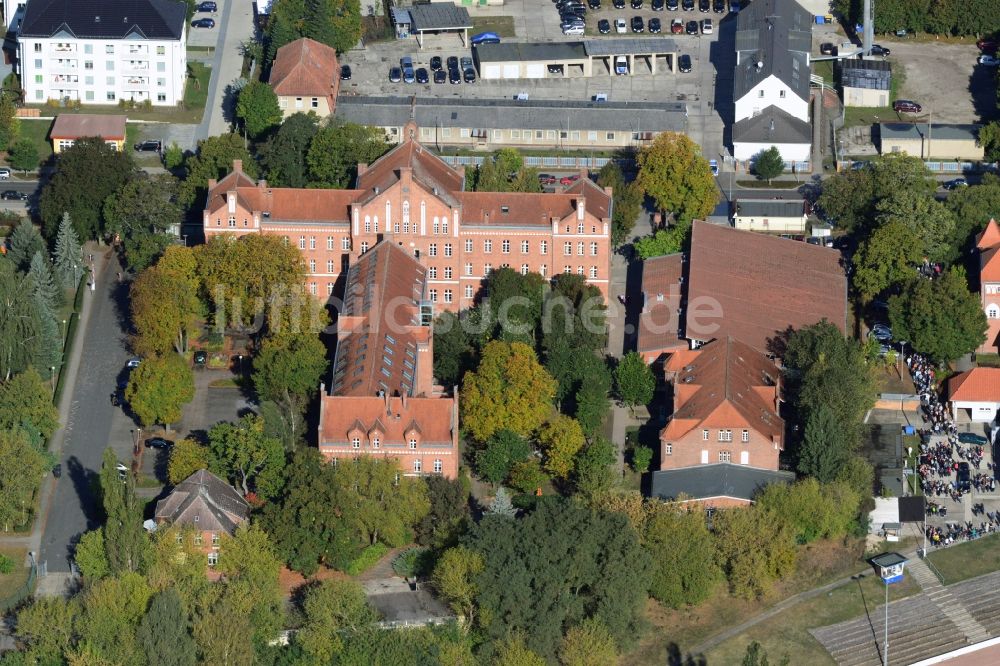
[202, 124, 614, 311]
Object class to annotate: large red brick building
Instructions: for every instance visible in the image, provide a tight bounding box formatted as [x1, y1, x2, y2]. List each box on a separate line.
[202, 129, 614, 312]
[650, 337, 794, 506]
[317, 241, 460, 478]
[977, 219, 1000, 354]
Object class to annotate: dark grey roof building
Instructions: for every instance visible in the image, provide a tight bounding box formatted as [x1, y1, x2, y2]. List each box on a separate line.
[154, 469, 250, 535]
[733, 106, 811, 146]
[649, 464, 795, 503]
[19, 0, 186, 40]
[733, 198, 809, 219]
[733, 0, 813, 104]
[839, 58, 891, 91]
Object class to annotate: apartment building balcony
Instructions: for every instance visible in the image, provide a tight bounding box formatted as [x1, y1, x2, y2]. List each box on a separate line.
[127, 45, 149, 55]
[52, 43, 76, 53]
[124, 61, 150, 73]
[122, 76, 149, 90]
[51, 74, 79, 85]
[51, 59, 78, 71]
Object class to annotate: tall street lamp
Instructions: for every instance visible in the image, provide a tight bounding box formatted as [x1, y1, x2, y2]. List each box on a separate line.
[870, 552, 909, 665]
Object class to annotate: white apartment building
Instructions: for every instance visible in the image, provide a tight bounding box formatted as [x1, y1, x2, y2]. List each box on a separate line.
[16, 0, 187, 106]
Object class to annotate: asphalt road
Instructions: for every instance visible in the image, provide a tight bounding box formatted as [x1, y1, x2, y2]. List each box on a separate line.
[39, 257, 133, 574]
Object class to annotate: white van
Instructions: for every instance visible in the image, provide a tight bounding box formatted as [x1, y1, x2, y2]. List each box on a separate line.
[0, 168, 9, 180]
[614, 56, 629, 75]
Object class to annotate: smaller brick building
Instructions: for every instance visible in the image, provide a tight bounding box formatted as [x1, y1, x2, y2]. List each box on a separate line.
[651, 337, 790, 506]
[318, 241, 460, 478]
[268, 37, 340, 119]
[153, 469, 250, 566]
[977, 219, 1000, 354]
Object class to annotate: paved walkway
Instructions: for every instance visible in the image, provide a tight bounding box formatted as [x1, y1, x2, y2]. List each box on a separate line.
[195, 0, 255, 142]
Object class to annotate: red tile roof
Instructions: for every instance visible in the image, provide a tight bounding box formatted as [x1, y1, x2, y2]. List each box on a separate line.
[241, 187, 361, 223]
[978, 220, 1000, 282]
[977, 219, 1000, 251]
[330, 241, 430, 398]
[50, 113, 127, 140]
[269, 38, 338, 98]
[153, 469, 250, 535]
[564, 177, 613, 219]
[457, 191, 598, 227]
[949, 368, 1000, 403]
[319, 394, 456, 447]
[661, 337, 783, 442]
[685, 220, 847, 353]
[637, 253, 686, 354]
[356, 140, 464, 198]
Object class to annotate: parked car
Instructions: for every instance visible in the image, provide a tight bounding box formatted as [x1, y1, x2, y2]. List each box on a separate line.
[958, 432, 988, 445]
[709, 159, 718, 176]
[416, 67, 429, 83]
[699, 0, 710, 11]
[0, 168, 9, 180]
[978, 38, 998, 54]
[652, 0, 665, 9]
[701, 18, 712, 33]
[460, 56, 473, 70]
[126, 358, 142, 368]
[615, 18, 627, 33]
[548, 64, 564, 74]
[560, 174, 581, 185]
[615, 56, 629, 75]
[957, 462, 971, 492]
[978, 54, 1000, 66]
[448, 67, 461, 84]
[471, 32, 500, 45]
[145, 437, 174, 450]
[667, 0, 679, 8]
[678, 54, 692, 72]
[340, 64, 352, 80]
[389, 67, 402, 82]
[193, 350, 208, 366]
[613, 0, 626, 7]
[430, 56, 442, 71]
[869, 323, 892, 342]
[893, 99, 922, 113]
[870, 44, 890, 56]
[463, 68, 476, 83]
[682, 0, 694, 9]
[563, 24, 585, 35]
[729, 0, 741, 11]
[631, 16, 644, 32]
[400, 56, 415, 83]
[538, 173, 558, 185]
[631, 0, 643, 8]
[1, 190, 28, 201]
[820, 42, 836, 55]
[713, 0, 725, 11]
[196, 1, 217, 11]
[588, 0, 602, 8]
[191, 18, 215, 28]
[670, 18, 684, 33]
[685, 19, 698, 34]
[433, 69, 446, 84]
[134, 139, 162, 152]
[943, 177, 968, 190]
[447, 56, 459, 70]
[598, 18, 611, 33]
[649, 18, 661, 33]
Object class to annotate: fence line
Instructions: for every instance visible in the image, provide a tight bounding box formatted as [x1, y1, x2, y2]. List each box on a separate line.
[439, 155, 625, 170]
[0, 563, 37, 613]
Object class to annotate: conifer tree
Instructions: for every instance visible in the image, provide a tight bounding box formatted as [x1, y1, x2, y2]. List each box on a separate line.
[27, 251, 62, 311]
[7, 219, 45, 273]
[53, 213, 84, 289]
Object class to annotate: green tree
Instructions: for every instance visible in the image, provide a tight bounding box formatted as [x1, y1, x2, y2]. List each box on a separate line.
[462, 341, 557, 442]
[53, 212, 84, 289]
[508, 458, 549, 495]
[259, 112, 320, 187]
[0, 366, 59, 440]
[981, 121, 1000, 161]
[875, 189, 958, 263]
[946, 173, 1000, 251]
[416, 475, 471, 550]
[615, 351, 655, 411]
[332, 456, 430, 547]
[797, 404, 850, 482]
[888, 268, 987, 362]
[177, 133, 256, 207]
[8, 137, 39, 174]
[493, 634, 547, 666]
[487, 486, 518, 517]
[27, 251, 62, 312]
[208, 414, 286, 498]
[130, 262, 202, 356]
[469, 499, 650, 658]
[264, 5, 298, 64]
[635, 132, 718, 223]
[756, 479, 859, 544]
[432, 546, 485, 629]
[852, 218, 923, 303]
[742, 640, 789, 666]
[753, 146, 784, 183]
[99, 448, 148, 574]
[537, 414, 586, 479]
[306, 121, 389, 187]
[7, 219, 45, 272]
[433, 311, 477, 388]
[645, 503, 720, 607]
[597, 161, 641, 247]
[15, 597, 78, 663]
[215, 524, 285, 649]
[631, 445, 652, 474]
[75, 527, 111, 581]
[0, 428, 49, 531]
[167, 439, 211, 485]
[633, 223, 690, 259]
[574, 365, 611, 436]
[137, 589, 198, 666]
[236, 80, 282, 139]
[38, 137, 135, 240]
[251, 330, 328, 448]
[572, 436, 617, 499]
[103, 175, 183, 271]
[713, 505, 797, 599]
[163, 142, 184, 170]
[468, 148, 541, 193]
[0, 262, 43, 381]
[0, 88, 19, 150]
[77, 572, 152, 665]
[476, 429, 532, 486]
[124, 354, 196, 428]
[559, 618, 619, 666]
[296, 579, 378, 662]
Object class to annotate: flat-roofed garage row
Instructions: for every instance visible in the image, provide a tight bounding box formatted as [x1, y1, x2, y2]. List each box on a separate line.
[473, 38, 679, 80]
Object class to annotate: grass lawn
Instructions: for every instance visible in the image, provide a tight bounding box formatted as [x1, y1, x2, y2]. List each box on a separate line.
[813, 59, 834, 86]
[976, 353, 1000, 367]
[702, 570, 921, 665]
[926, 532, 1000, 585]
[16, 117, 54, 167]
[182, 62, 212, 119]
[0, 546, 32, 601]
[471, 16, 517, 38]
[623, 538, 874, 664]
[842, 105, 896, 129]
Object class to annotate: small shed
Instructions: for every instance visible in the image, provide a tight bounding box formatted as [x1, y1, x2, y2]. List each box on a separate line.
[391, 7, 412, 39]
[407, 4, 472, 48]
[731, 198, 809, 233]
[839, 58, 891, 108]
[50, 113, 127, 154]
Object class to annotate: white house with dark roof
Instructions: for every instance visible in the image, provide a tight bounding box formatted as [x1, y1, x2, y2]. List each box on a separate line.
[16, 0, 187, 106]
[731, 0, 812, 165]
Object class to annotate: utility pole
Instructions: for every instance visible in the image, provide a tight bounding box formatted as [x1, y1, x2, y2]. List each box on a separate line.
[863, 0, 874, 55]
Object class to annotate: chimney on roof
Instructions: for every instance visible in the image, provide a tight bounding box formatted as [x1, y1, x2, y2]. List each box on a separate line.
[401, 391, 407, 410]
[484, 211, 489, 224]
[384, 390, 391, 416]
[358, 163, 368, 176]
[577, 199, 585, 221]
[233, 159, 243, 173]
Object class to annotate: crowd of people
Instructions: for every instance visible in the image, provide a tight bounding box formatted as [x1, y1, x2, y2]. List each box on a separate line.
[925, 520, 998, 547]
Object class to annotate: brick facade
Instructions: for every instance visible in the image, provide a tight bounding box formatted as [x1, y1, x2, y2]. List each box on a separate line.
[977, 219, 1000, 354]
[202, 133, 613, 312]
